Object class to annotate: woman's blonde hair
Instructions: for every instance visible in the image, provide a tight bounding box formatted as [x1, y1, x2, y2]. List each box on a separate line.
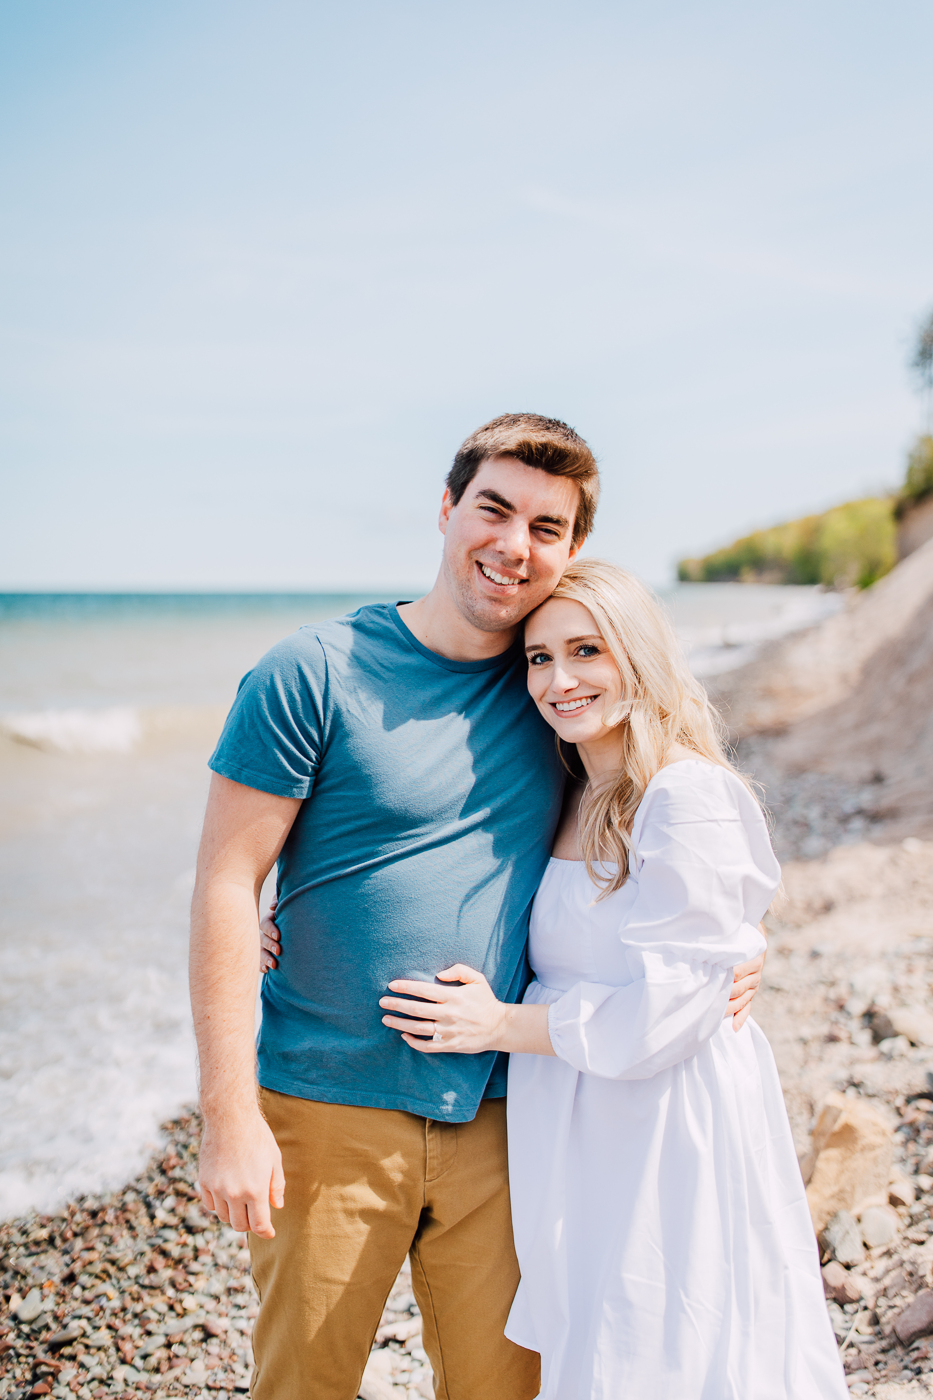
[541, 557, 758, 897]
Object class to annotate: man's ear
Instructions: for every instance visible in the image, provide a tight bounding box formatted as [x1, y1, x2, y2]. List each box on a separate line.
[566, 534, 586, 562]
[438, 487, 453, 536]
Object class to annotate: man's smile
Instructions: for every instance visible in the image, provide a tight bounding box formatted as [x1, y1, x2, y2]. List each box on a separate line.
[477, 561, 528, 588]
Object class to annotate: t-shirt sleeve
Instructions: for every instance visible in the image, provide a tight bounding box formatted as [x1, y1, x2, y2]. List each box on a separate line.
[546, 766, 777, 1081]
[208, 631, 328, 799]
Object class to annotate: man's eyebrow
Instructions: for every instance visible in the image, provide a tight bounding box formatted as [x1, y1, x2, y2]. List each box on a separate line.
[473, 489, 569, 530]
[474, 488, 516, 511]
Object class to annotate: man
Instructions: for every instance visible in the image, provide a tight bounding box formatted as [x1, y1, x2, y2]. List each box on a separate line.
[190, 413, 762, 1400]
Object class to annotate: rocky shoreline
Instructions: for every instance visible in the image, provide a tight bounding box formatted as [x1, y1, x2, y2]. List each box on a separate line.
[754, 835, 933, 1397]
[0, 1113, 255, 1400]
[3, 835, 933, 1400]
[0, 1113, 429, 1400]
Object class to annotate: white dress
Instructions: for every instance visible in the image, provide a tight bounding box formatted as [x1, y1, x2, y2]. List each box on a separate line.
[506, 761, 848, 1400]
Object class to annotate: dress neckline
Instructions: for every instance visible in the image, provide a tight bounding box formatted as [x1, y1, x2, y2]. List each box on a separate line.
[547, 855, 618, 868]
[547, 760, 726, 866]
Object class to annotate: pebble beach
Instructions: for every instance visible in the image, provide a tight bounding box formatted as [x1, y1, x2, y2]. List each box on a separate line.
[0, 1113, 431, 1400]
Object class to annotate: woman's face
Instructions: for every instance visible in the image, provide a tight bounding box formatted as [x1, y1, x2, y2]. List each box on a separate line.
[524, 597, 624, 745]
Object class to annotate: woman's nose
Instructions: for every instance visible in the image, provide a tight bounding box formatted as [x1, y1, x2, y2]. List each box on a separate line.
[551, 663, 578, 693]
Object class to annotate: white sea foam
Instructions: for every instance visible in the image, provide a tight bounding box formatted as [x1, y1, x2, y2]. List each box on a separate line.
[0, 845, 202, 1219]
[0, 959, 198, 1220]
[671, 585, 846, 677]
[1, 706, 142, 753]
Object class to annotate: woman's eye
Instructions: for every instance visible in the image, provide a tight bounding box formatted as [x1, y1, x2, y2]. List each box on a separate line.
[578, 645, 600, 657]
[528, 652, 551, 666]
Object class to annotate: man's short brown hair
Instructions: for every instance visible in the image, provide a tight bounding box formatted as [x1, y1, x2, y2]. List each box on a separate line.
[446, 413, 599, 546]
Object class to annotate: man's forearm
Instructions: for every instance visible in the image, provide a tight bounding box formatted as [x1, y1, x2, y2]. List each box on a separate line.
[188, 773, 298, 1236]
[189, 876, 264, 1121]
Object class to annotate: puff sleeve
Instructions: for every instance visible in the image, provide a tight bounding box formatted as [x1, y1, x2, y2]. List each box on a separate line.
[547, 766, 777, 1080]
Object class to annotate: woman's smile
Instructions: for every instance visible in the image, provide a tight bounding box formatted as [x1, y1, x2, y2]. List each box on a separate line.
[552, 695, 598, 713]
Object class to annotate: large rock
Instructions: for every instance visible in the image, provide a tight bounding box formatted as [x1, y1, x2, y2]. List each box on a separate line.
[359, 1350, 398, 1400]
[889, 1006, 933, 1046]
[893, 1290, 933, 1346]
[821, 1260, 863, 1303]
[819, 1210, 865, 1267]
[888, 1174, 916, 1209]
[14, 1288, 43, 1323]
[804, 1092, 894, 1232]
[859, 1204, 900, 1248]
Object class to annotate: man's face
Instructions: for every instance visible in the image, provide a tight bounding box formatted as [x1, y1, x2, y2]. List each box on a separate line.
[438, 455, 582, 634]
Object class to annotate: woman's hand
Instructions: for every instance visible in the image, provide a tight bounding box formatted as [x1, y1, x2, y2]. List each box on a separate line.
[380, 965, 508, 1054]
[259, 900, 281, 974]
[380, 965, 555, 1057]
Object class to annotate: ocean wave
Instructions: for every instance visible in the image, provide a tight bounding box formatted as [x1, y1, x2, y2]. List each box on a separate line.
[0, 952, 199, 1221]
[0, 705, 227, 755]
[1, 707, 143, 753]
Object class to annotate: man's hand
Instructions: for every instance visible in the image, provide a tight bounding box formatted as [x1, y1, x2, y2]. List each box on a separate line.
[198, 1109, 285, 1239]
[728, 940, 767, 1032]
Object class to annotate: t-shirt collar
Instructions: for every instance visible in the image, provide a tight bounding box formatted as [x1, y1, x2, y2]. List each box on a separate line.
[389, 603, 524, 674]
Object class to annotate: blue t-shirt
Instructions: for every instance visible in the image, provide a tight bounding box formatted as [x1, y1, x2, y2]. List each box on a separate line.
[208, 603, 564, 1122]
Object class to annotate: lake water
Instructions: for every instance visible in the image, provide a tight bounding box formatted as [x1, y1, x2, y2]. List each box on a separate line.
[0, 584, 842, 1220]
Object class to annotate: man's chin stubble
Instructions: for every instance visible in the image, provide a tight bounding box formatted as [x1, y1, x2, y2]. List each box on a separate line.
[459, 584, 543, 633]
[443, 558, 546, 632]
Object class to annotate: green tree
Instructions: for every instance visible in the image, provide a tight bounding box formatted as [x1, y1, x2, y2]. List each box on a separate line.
[677, 498, 896, 589]
[817, 498, 897, 588]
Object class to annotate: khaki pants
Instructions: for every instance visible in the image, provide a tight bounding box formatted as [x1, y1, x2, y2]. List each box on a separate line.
[250, 1090, 539, 1400]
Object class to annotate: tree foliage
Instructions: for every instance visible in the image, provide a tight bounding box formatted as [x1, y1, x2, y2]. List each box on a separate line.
[678, 498, 897, 589]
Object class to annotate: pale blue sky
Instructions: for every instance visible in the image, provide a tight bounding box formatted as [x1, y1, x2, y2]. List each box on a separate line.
[2, 0, 932, 589]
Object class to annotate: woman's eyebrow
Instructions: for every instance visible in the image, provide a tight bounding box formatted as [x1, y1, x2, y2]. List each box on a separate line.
[523, 633, 603, 653]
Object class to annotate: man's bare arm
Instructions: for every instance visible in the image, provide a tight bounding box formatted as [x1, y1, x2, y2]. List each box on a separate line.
[189, 773, 301, 1238]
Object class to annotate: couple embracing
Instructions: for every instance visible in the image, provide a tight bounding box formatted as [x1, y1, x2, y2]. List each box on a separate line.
[189, 415, 848, 1399]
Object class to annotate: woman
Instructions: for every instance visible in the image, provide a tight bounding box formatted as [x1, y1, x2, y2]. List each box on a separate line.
[377, 559, 848, 1400]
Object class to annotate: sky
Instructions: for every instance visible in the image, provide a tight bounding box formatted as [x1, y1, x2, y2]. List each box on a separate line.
[1, 0, 932, 590]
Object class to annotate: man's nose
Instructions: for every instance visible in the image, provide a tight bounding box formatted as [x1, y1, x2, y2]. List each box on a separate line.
[494, 519, 531, 562]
